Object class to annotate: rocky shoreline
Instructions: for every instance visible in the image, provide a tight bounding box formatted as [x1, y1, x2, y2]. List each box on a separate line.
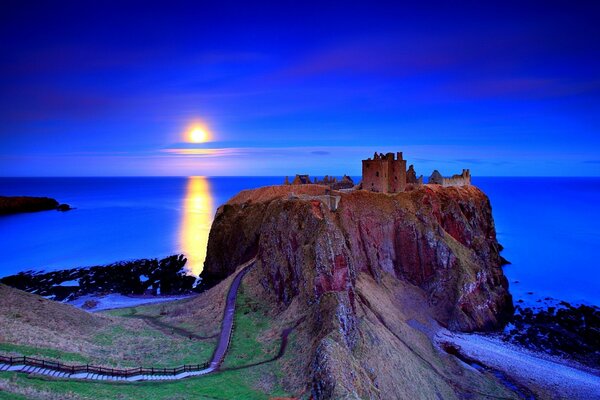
[501, 302, 600, 369]
[0, 254, 197, 301]
[0, 196, 71, 215]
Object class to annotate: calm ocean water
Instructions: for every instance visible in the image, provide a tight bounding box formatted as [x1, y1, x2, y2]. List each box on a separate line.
[0, 177, 598, 306]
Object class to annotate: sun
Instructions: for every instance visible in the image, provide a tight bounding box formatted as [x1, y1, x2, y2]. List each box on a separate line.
[186, 123, 210, 143]
[190, 127, 208, 143]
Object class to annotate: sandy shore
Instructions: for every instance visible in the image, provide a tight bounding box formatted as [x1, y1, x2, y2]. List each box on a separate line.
[66, 293, 196, 312]
[435, 329, 600, 399]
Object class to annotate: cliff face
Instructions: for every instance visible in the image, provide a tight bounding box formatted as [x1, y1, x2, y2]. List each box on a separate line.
[203, 184, 514, 398]
[204, 184, 511, 331]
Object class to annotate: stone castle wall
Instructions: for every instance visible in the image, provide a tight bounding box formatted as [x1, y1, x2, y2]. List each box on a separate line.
[362, 152, 406, 193]
[430, 169, 471, 187]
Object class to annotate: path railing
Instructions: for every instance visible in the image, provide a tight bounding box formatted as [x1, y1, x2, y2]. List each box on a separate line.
[0, 355, 209, 377]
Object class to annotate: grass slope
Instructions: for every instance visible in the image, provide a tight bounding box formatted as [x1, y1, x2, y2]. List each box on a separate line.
[0, 284, 216, 368]
[0, 274, 294, 399]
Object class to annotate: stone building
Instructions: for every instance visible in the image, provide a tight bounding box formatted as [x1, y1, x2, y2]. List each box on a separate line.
[361, 152, 407, 193]
[284, 174, 355, 190]
[406, 165, 423, 184]
[284, 151, 470, 195]
[429, 169, 471, 187]
[291, 174, 311, 185]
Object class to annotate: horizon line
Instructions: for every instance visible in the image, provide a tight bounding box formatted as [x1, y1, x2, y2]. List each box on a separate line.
[1, 175, 600, 179]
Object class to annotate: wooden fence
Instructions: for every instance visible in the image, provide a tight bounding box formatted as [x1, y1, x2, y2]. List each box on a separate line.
[0, 355, 209, 378]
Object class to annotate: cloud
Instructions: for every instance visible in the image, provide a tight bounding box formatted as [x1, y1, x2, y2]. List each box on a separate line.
[311, 150, 330, 155]
[437, 78, 600, 101]
[160, 147, 259, 157]
[455, 158, 513, 166]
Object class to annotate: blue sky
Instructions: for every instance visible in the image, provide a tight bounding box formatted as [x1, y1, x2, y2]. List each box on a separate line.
[1, 1, 599, 176]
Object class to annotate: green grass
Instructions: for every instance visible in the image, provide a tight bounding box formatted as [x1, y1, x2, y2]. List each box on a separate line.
[101, 307, 133, 318]
[0, 390, 28, 400]
[221, 288, 278, 369]
[91, 326, 215, 368]
[1, 322, 216, 369]
[93, 326, 130, 346]
[0, 369, 278, 400]
[0, 282, 294, 399]
[0, 343, 89, 364]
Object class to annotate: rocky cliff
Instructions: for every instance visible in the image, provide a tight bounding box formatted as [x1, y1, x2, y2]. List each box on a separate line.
[202, 184, 514, 399]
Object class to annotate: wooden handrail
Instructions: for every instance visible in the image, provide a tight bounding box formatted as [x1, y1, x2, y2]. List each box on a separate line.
[0, 354, 209, 377]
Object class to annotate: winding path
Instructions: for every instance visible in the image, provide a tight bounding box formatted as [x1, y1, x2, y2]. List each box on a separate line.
[0, 258, 256, 382]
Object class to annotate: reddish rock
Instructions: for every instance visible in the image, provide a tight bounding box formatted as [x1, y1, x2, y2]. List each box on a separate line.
[202, 184, 514, 398]
[203, 184, 512, 332]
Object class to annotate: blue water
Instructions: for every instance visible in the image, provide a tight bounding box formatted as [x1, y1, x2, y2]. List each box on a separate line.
[474, 177, 600, 307]
[0, 177, 598, 306]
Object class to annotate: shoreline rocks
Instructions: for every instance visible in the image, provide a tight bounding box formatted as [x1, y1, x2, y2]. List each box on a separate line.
[57, 203, 72, 212]
[501, 302, 600, 368]
[0, 254, 197, 301]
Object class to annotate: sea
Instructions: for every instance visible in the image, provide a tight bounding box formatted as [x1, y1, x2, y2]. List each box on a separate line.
[0, 177, 598, 307]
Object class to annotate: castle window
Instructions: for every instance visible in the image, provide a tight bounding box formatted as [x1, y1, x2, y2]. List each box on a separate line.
[376, 171, 379, 177]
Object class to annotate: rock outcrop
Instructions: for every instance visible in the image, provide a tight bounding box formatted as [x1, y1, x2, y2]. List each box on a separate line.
[1, 254, 196, 301]
[202, 184, 514, 398]
[0, 196, 63, 215]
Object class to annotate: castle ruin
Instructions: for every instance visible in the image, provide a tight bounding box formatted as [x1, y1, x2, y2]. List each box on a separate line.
[284, 151, 471, 194]
[361, 152, 470, 193]
[428, 169, 471, 187]
[284, 174, 355, 190]
[362, 152, 407, 193]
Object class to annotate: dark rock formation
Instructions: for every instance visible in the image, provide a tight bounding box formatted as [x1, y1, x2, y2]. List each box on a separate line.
[502, 302, 600, 368]
[0, 196, 63, 215]
[0, 254, 196, 301]
[202, 184, 514, 398]
[57, 203, 72, 212]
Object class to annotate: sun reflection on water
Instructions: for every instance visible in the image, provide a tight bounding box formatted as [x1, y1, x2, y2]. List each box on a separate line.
[181, 176, 214, 276]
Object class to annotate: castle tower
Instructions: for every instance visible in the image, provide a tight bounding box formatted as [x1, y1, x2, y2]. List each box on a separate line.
[361, 152, 407, 193]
